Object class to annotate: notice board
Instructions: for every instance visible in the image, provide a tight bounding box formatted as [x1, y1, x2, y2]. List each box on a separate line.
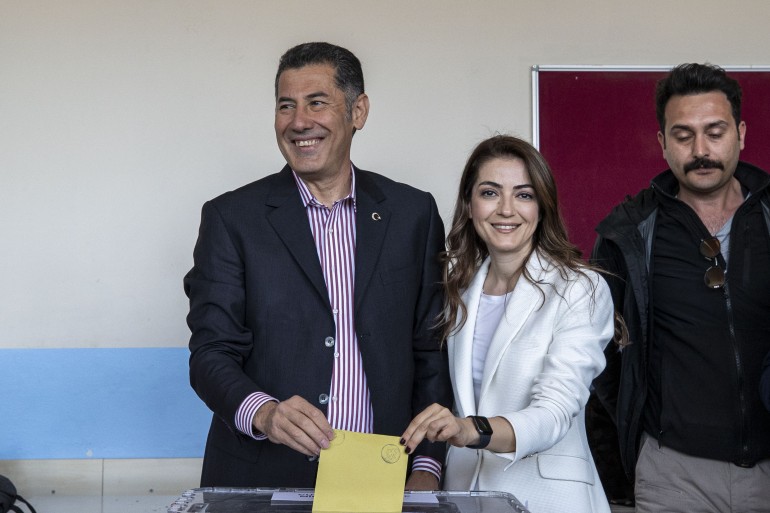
[532, 66, 770, 257]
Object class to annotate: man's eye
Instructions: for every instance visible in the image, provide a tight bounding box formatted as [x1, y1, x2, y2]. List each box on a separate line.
[277, 104, 294, 111]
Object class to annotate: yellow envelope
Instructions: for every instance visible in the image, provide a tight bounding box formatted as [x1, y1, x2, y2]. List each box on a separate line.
[313, 430, 408, 513]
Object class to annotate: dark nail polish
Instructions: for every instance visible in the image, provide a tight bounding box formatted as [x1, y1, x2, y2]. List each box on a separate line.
[399, 438, 405, 445]
[405, 446, 412, 454]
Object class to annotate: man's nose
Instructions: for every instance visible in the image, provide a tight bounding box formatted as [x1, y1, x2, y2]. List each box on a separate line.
[290, 107, 314, 131]
[693, 134, 710, 158]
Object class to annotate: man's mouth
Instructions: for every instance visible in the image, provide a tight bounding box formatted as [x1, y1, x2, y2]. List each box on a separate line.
[295, 138, 321, 147]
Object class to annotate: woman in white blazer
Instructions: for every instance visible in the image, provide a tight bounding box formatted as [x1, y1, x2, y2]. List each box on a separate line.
[401, 136, 618, 513]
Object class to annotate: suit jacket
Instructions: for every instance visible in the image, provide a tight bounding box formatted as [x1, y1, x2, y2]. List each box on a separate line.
[184, 165, 452, 487]
[762, 351, 770, 412]
[444, 252, 613, 513]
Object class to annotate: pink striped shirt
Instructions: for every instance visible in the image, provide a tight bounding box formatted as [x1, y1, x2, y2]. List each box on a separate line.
[235, 168, 439, 479]
[296, 169, 373, 432]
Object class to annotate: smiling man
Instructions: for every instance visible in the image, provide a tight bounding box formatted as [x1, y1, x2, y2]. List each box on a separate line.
[184, 42, 451, 489]
[593, 63, 770, 512]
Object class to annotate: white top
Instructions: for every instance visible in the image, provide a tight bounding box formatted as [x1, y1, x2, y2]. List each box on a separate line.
[472, 292, 507, 403]
[715, 216, 733, 268]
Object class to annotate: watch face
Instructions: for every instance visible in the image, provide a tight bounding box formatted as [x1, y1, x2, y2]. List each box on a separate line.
[473, 416, 493, 434]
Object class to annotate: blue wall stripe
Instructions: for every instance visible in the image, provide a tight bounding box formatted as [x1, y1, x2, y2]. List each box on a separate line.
[1, 348, 211, 459]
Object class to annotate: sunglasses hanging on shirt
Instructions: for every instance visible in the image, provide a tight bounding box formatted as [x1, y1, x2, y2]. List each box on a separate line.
[699, 237, 726, 289]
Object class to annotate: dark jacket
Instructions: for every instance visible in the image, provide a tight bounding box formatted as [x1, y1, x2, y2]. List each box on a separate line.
[185, 166, 452, 487]
[762, 351, 770, 412]
[592, 161, 770, 478]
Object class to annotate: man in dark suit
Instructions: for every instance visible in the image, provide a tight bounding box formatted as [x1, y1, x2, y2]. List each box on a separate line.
[184, 42, 452, 490]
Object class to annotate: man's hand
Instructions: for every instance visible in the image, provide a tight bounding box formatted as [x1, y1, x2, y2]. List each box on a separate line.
[405, 470, 439, 491]
[253, 395, 334, 456]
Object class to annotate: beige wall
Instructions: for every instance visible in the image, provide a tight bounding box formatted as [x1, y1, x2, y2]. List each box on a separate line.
[2, 0, 768, 496]
[3, 0, 768, 349]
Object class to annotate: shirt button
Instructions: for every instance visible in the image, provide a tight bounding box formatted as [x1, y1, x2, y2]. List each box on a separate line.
[324, 337, 335, 347]
[307, 455, 318, 462]
[331, 396, 337, 402]
[318, 394, 329, 405]
[334, 352, 339, 358]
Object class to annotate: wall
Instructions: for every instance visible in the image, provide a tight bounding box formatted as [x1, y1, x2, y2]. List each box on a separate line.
[2, 0, 769, 498]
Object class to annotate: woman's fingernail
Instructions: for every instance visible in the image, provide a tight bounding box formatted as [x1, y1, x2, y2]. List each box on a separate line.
[399, 438, 406, 445]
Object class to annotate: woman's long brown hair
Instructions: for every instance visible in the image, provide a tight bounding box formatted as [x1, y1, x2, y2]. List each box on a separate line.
[439, 135, 611, 342]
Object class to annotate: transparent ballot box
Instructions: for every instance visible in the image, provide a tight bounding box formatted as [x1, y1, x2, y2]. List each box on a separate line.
[167, 488, 532, 513]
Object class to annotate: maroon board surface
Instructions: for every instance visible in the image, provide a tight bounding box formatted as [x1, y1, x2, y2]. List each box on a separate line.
[536, 68, 770, 257]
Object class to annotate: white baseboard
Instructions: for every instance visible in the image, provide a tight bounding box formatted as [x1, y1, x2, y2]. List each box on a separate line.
[0, 458, 202, 496]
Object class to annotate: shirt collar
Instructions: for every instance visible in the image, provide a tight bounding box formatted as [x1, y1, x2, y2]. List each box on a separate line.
[292, 165, 357, 209]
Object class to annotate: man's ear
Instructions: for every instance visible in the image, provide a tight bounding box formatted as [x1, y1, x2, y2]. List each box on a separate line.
[351, 93, 369, 131]
[738, 120, 746, 150]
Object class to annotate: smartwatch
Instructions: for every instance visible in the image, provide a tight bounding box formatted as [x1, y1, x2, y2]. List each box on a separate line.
[466, 416, 493, 449]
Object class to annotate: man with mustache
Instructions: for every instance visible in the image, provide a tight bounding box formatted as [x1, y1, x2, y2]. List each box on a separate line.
[184, 42, 451, 489]
[592, 63, 770, 512]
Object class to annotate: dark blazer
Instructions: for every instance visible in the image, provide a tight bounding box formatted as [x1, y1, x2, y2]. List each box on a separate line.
[762, 351, 770, 413]
[184, 165, 452, 487]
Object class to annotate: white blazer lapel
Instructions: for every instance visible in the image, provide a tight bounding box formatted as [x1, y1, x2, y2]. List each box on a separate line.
[449, 258, 489, 417]
[479, 252, 548, 401]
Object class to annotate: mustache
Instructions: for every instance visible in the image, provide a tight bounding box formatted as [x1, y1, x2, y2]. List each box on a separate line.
[684, 157, 724, 173]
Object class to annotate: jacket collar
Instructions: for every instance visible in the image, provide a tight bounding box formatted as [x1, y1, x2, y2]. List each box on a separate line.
[596, 161, 770, 240]
[352, 169, 390, 312]
[651, 160, 770, 200]
[263, 165, 390, 312]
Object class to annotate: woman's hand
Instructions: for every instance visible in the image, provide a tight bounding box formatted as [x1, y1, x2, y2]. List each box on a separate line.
[400, 403, 477, 454]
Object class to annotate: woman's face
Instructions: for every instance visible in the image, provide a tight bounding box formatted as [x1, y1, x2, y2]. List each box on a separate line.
[468, 157, 539, 260]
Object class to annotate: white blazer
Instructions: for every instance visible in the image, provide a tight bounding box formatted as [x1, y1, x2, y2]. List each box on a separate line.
[443, 252, 613, 513]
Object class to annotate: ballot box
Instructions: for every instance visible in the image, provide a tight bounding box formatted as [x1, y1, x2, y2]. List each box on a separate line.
[166, 488, 532, 513]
